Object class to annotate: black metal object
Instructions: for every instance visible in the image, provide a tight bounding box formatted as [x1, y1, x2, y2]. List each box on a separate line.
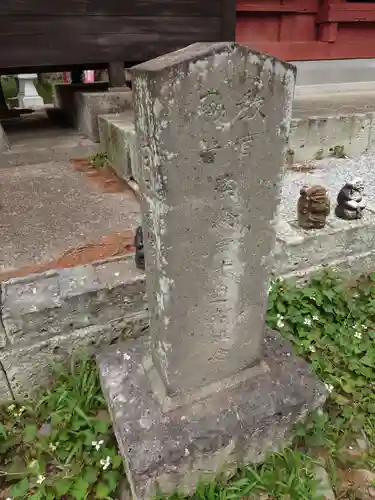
[134, 226, 145, 270]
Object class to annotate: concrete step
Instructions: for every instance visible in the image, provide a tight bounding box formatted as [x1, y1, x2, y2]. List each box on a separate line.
[98, 111, 140, 184]
[289, 91, 375, 164]
[275, 152, 375, 280]
[98, 90, 375, 169]
[97, 99, 375, 281]
[0, 111, 98, 167]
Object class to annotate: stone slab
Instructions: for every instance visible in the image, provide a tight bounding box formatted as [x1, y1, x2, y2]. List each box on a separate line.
[0, 111, 98, 167]
[53, 82, 109, 124]
[1, 256, 147, 345]
[98, 112, 140, 183]
[76, 89, 133, 142]
[0, 161, 139, 273]
[1, 311, 149, 397]
[97, 329, 326, 499]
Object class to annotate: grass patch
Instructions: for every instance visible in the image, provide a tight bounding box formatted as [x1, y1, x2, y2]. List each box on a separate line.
[88, 152, 109, 169]
[1, 269, 375, 499]
[0, 359, 123, 499]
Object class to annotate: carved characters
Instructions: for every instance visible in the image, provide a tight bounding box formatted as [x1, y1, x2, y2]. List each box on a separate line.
[297, 184, 330, 230]
[335, 178, 366, 220]
[134, 225, 145, 270]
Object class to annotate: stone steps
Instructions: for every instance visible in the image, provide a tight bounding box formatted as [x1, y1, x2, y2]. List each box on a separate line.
[97, 110, 375, 282]
[289, 91, 375, 164]
[97, 90, 375, 169]
[98, 111, 140, 184]
[0, 255, 148, 397]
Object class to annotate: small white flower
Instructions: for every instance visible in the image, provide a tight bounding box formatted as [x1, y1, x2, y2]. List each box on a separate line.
[28, 459, 38, 470]
[276, 313, 285, 329]
[100, 456, 111, 470]
[36, 474, 46, 485]
[267, 285, 272, 294]
[7, 404, 15, 412]
[303, 317, 312, 327]
[316, 408, 323, 416]
[49, 442, 58, 451]
[5, 497, 12, 500]
[309, 344, 316, 353]
[92, 439, 104, 451]
[313, 315, 319, 321]
[325, 383, 334, 393]
[310, 295, 316, 301]
[362, 324, 368, 331]
[15, 406, 26, 417]
[354, 331, 362, 340]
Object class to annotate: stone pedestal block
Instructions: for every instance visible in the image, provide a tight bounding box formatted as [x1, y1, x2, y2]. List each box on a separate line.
[53, 82, 109, 125]
[76, 89, 133, 142]
[98, 42, 326, 499]
[98, 331, 325, 499]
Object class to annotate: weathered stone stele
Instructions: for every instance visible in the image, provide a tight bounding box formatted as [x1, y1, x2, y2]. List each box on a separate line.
[97, 42, 326, 499]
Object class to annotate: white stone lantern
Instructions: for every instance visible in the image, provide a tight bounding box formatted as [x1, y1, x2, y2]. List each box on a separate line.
[17, 74, 44, 109]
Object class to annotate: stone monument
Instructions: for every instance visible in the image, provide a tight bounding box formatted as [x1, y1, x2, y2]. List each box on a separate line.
[17, 74, 44, 109]
[98, 42, 326, 499]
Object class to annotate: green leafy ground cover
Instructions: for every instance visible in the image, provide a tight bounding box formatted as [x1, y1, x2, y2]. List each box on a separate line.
[1, 270, 375, 499]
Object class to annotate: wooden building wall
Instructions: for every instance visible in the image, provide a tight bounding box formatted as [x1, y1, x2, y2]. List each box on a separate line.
[237, 0, 375, 61]
[0, 0, 235, 74]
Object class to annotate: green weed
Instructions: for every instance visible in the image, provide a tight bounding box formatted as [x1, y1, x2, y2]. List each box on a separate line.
[0, 359, 123, 499]
[89, 152, 109, 169]
[2, 269, 375, 499]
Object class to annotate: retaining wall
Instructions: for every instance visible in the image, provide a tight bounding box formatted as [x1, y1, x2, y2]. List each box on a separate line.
[0, 255, 148, 399]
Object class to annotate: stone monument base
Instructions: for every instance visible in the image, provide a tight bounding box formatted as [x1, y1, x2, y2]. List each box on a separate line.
[98, 329, 326, 500]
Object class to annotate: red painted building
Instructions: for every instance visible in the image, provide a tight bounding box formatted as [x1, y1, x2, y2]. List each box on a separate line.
[237, 0, 375, 61]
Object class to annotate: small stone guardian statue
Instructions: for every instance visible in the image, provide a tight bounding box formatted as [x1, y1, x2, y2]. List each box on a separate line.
[335, 178, 366, 220]
[297, 184, 330, 230]
[134, 225, 145, 270]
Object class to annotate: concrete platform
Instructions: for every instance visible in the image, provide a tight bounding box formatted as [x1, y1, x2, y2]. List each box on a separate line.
[0, 111, 98, 167]
[273, 152, 375, 279]
[294, 59, 375, 97]
[289, 91, 375, 164]
[0, 160, 140, 278]
[97, 111, 375, 281]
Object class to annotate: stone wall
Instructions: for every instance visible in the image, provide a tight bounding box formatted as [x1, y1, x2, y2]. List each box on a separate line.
[0, 255, 149, 400]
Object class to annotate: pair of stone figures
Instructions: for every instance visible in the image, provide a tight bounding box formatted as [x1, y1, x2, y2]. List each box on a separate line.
[298, 178, 366, 230]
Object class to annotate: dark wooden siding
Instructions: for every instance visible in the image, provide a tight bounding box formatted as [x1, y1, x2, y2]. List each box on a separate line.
[0, 0, 235, 73]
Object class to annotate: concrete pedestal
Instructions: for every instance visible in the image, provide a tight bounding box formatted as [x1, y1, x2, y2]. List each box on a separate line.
[17, 74, 44, 109]
[98, 330, 325, 499]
